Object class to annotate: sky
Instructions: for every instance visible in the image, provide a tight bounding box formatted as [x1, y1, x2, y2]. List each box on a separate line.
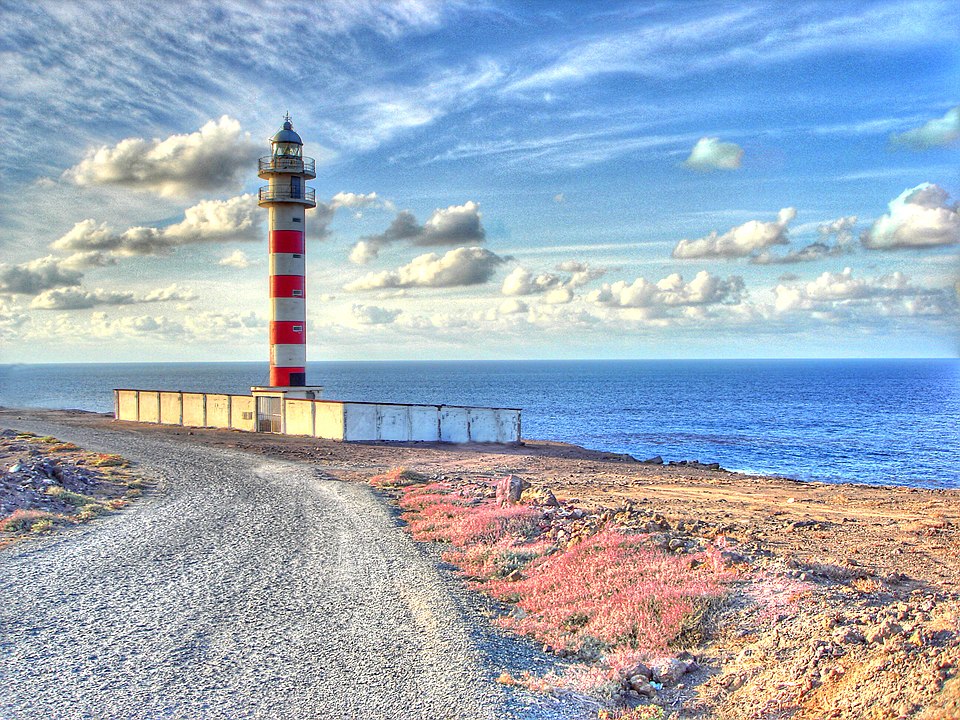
[0, 0, 958, 363]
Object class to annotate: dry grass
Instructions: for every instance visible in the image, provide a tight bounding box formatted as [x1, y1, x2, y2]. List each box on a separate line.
[1, 509, 59, 533]
[369, 467, 430, 488]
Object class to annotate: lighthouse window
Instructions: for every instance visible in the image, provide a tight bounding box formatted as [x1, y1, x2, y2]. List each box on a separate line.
[292, 253, 302, 258]
[293, 325, 303, 332]
[292, 289, 303, 297]
[291, 217, 301, 223]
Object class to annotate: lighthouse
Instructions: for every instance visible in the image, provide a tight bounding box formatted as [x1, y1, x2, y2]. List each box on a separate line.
[251, 115, 323, 429]
[257, 114, 316, 389]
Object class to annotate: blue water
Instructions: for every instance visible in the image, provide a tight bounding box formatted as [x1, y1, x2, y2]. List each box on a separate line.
[0, 359, 957, 489]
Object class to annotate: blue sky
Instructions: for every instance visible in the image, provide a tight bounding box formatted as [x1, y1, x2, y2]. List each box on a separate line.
[0, 0, 958, 362]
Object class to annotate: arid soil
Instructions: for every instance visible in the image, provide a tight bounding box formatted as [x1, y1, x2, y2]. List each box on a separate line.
[2, 407, 957, 719]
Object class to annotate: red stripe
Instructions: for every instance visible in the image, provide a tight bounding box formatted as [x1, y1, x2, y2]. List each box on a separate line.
[269, 230, 304, 254]
[270, 275, 305, 297]
[270, 367, 306, 386]
[270, 321, 306, 344]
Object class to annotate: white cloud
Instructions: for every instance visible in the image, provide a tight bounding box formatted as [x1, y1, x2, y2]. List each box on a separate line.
[344, 247, 505, 291]
[773, 267, 955, 317]
[683, 137, 744, 171]
[752, 215, 857, 265]
[29, 283, 195, 310]
[64, 116, 260, 197]
[351, 304, 402, 325]
[498, 298, 528, 315]
[219, 250, 251, 269]
[330, 191, 380, 209]
[349, 201, 486, 263]
[501, 267, 562, 296]
[891, 106, 960, 149]
[0, 256, 83, 295]
[673, 208, 796, 259]
[589, 271, 746, 315]
[553, 193, 566, 203]
[862, 183, 960, 249]
[50, 194, 259, 257]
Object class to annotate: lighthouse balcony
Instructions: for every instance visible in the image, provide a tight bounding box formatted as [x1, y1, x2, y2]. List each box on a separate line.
[258, 186, 317, 207]
[258, 156, 317, 179]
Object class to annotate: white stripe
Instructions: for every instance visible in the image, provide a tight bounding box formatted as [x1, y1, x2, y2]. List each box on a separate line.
[269, 206, 306, 232]
[272, 298, 305, 322]
[270, 253, 305, 276]
[271, 344, 306, 366]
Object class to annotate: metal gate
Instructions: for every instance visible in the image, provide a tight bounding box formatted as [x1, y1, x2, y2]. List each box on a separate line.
[257, 396, 282, 433]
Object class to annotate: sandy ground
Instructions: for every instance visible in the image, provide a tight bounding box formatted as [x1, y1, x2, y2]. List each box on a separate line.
[1, 408, 958, 718]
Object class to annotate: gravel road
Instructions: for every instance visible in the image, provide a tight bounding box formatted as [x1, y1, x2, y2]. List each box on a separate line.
[0, 419, 581, 720]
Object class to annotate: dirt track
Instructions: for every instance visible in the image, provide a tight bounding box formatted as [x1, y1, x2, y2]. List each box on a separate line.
[0, 413, 586, 720]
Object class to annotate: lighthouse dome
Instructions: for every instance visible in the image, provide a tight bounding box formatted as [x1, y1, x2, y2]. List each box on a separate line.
[271, 119, 302, 145]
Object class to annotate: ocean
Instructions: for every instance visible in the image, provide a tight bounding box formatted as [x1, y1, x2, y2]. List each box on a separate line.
[0, 359, 957, 489]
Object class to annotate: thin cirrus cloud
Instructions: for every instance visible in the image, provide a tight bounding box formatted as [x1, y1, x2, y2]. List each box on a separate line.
[861, 183, 960, 250]
[672, 208, 796, 259]
[683, 137, 743, 171]
[890, 106, 960, 150]
[349, 201, 485, 264]
[63, 117, 261, 198]
[344, 247, 505, 291]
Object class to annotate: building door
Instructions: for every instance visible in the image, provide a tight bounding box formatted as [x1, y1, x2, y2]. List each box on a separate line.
[290, 176, 301, 199]
[257, 396, 282, 433]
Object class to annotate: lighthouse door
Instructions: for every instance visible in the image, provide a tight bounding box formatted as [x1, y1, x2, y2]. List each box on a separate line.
[257, 396, 282, 433]
[290, 176, 301, 199]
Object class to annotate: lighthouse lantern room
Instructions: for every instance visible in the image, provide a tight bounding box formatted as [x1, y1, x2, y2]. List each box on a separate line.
[251, 115, 323, 422]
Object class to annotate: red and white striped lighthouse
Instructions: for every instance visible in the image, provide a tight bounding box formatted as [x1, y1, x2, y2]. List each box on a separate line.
[258, 114, 316, 388]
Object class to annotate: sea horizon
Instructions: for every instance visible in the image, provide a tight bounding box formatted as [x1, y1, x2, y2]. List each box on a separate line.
[2, 358, 957, 490]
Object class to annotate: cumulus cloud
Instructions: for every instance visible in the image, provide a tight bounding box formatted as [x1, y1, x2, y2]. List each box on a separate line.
[673, 208, 796, 259]
[861, 183, 960, 249]
[29, 283, 195, 310]
[498, 298, 528, 315]
[752, 215, 857, 264]
[219, 250, 251, 268]
[349, 201, 485, 264]
[344, 247, 504, 291]
[891, 106, 960, 150]
[64, 116, 261, 197]
[683, 137, 744, 171]
[0, 256, 83, 295]
[772, 267, 954, 317]
[589, 271, 746, 314]
[501, 261, 604, 300]
[51, 194, 259, 257]
[351, 304, 402, 325]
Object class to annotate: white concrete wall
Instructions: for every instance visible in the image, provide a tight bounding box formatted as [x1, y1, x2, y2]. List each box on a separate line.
[439, 406, 470, 443]
[343, 403, 378, 441]
[314, 402, 345, 440]
[285, 398, 315, 437]
[409, 405, 440, 441]
[114, 390, 520, 444]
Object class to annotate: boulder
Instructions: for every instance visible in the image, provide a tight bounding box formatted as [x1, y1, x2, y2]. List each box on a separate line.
[642, 455, 664, 465]
[652, 657, 691, 684]
[496, 475, 530, 506]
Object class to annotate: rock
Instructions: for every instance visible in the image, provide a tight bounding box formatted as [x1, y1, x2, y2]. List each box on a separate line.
[652, 657, 690, 684]
[642, 455, 664, 465]
[629, 678, 656, 697]
[833, 626, 865, 644]
[495, 475, 529, 506]
[866, 619, 903, 645]
[520, 486, 560, 507]
[624, 662, 653, 680]
[720, 550, 747, 567]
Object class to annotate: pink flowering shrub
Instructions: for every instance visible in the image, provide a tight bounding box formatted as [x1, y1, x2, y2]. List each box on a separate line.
[373, 471, 730, 695]
[486, 528, 725, 654]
